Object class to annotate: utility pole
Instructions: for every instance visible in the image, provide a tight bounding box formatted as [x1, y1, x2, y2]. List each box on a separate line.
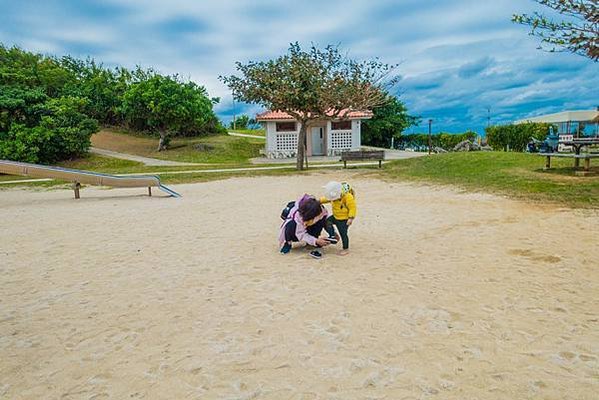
[232, 94, 236, 130]
[486, 107, 491, 128]
[428, 119, 433, 155]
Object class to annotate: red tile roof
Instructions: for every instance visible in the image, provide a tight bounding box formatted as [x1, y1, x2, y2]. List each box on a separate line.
[256, 109, 373, 121]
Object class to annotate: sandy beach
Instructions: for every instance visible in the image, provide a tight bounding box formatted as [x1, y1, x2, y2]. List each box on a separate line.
[1, 173, 597, 399]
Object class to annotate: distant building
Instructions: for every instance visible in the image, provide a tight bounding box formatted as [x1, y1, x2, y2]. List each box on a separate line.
[515, 109, 599, 138]
[256, 110, 372, 158]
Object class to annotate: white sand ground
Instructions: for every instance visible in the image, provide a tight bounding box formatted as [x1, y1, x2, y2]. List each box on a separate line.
[0, 173, 597, 399]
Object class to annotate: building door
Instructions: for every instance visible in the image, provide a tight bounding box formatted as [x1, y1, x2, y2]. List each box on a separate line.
[311, 127, 324, 156]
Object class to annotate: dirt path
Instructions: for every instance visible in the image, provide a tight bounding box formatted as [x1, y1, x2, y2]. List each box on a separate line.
[90, 147, 205, 166]
[227, 131, 265, 139]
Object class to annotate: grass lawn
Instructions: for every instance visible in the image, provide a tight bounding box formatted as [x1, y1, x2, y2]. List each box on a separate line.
[0, 147, 357, 188]
[0, 153, 352, 189]
[382, 151, 599, 208]
[229, 129, 265, 136]
[3, 145, 598, 210]
[91, 129, 264, 164]
[0, 174, 32, 182]
[59, 154, 144, 172]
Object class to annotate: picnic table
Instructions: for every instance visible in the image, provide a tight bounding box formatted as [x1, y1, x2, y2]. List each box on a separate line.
[564, 138, 599, 166]
[541, 137, 599, 174]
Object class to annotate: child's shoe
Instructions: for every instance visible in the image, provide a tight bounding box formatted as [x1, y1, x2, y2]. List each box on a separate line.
[338, 249, 350, 256]
[325, 235, 338, 245]
[309, 250, 323, 259]
[280, 243, 292, 254]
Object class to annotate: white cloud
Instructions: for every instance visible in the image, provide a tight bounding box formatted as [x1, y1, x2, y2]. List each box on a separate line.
[2, 0, 597, 132]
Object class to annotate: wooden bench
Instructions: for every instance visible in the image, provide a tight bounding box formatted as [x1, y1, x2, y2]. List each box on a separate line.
[540, 152, 599, 173]
[341, 150, 385, 168]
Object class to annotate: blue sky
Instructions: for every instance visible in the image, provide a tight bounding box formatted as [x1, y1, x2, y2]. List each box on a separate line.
[1, 0, 597, 134]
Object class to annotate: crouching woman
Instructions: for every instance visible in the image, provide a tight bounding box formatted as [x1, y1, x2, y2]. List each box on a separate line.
[279, 194, 330, 259]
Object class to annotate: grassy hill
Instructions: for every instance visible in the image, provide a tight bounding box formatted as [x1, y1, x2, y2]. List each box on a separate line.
[91, 129, 264, 164]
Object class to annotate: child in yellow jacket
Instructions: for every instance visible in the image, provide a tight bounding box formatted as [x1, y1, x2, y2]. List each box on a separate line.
[320, 181, 356, 255]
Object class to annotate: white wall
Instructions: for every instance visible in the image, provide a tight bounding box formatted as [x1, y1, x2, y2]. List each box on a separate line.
[264, 119, 363, 156]
[352, 120, 361, 150]
[264, 121, 277, 151]
[326, 121, 332, 154]
[263, 120, 300, 158]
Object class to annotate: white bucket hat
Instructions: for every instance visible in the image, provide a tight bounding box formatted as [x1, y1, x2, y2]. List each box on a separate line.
[323, 181, 342, 200]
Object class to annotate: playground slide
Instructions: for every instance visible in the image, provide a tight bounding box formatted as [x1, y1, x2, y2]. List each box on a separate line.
[0, 159, 181, 198]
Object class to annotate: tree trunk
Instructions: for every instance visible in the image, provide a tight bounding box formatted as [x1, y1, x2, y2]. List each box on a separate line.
[296, 121, 307, 170]
[157, 131, 169, 152]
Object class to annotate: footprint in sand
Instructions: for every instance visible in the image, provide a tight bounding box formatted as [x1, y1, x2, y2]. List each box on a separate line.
[558, 351, 577, 361]
[579, 354, 597, 362]
[508, 249, 562, 264]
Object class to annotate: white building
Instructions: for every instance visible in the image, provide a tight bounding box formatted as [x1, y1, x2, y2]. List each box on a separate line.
[257, 110, 372, 158]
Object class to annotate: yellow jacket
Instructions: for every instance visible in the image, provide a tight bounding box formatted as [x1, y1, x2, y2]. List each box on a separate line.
[320, 192, 356, 220]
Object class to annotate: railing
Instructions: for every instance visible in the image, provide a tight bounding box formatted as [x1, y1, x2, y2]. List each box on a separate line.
[275, 133, 298, 151]
[329, 130, 352, 149]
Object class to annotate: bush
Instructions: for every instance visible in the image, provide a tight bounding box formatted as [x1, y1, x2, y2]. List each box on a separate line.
[0, 96, 98, 163]
[485, 123, 552, 152]
[398, 131, 477, 150]
[0, 124, 42, 163]
[229, 114, 250, 130]
[0, 86, 48, 131]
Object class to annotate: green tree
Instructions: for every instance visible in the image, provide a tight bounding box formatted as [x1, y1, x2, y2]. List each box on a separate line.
[513, 0, 598, 60]
[60, 57, 131, 125]
[229, 114, 250, 130]
[0, 44, 76, 97]
[120, 73, 219, 151]
[361, 95, 419, 147]
[1, 44, 223, 160]
[221, 43, 398, 170]
[485, 122, 552, 151]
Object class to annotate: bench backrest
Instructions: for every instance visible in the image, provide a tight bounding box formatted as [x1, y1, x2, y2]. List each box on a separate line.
[341, 150, 385, 160]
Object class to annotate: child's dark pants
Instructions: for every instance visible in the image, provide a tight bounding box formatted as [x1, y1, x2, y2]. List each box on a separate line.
[326, 216, 349, 249]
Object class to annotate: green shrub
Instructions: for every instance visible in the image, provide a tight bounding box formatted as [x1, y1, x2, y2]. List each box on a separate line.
[0, 124, 42, 163]
[0, 86, 48, 131]
[399, 131, 477, 150]
[0, 96, 98, 163]
[485, 122, 552, 152]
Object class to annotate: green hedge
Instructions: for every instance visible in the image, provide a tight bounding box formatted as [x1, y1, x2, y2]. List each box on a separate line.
[398, 131, 477, 150]
[485, 123, 552, 152]
[0, 97, 98, 163]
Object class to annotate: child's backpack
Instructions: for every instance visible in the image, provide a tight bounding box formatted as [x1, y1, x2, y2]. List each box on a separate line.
[280, 201, 296, 220]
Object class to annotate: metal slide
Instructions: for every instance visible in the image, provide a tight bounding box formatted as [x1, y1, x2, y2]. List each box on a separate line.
[0, 159, 181, 198]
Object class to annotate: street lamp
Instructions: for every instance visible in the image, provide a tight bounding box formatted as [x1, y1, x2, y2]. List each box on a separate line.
[428, 119, 433, 155]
